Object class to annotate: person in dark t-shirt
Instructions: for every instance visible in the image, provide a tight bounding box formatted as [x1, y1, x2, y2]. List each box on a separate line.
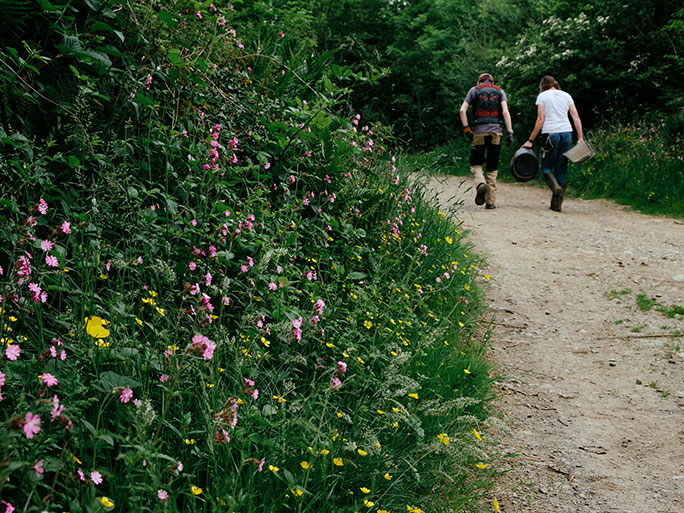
[459, 73, 514, 209]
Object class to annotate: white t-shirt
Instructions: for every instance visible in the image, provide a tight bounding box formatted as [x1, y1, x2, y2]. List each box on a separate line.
[535, 89, 574, 134]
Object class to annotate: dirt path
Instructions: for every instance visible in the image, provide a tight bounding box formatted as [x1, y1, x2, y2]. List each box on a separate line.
[430, 176, 684, 513]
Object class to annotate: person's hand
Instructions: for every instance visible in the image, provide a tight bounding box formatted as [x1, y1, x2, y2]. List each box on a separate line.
[463, 126, 473, 140]
[522, 140, 533, 149]
[505, 130, 513, 147]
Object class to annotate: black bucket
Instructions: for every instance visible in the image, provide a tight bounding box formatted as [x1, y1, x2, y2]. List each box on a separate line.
[509, 148, 538, 182]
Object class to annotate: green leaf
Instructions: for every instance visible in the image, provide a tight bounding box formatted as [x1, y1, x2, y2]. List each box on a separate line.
[97, 433, 115, 447]
[100, 371, 142, 389]
[167, 49, 182, 65]
[349, 272, 367, 280]
[158, 9, 179, 28]
[67, 155, 80, 168]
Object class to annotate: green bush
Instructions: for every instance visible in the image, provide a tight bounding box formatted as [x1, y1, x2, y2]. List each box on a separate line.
[0, 1, 496, 512]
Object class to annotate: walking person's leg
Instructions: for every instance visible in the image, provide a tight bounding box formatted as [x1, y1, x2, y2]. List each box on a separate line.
[553, 132, 573, 211]
[470, 133, 488, 205]
[484, 134, 502, 209]
[541, 133, 563, 210]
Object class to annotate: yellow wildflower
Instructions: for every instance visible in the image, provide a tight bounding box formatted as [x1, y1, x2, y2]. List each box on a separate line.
[475, 463, 488, 469]
[408, 393, 419, 399]
[191, 486, 202, 495]
[99, 496, 114, 508]
[493, 497, 501, 512]
[383, 472, 392, 480]
[84, 316, 110, 339]
[473, 428, 482, 441]
[357, 449, 367, 456]
[437, 433, 449, 446]
[300, 461, 310, 470]
[333, 458, 344, 466]
[269, 465, 279, 472]
[360, 487, 371, 494]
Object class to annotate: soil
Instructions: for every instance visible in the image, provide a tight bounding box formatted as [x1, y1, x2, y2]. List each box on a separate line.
[430, 176, 684, 513]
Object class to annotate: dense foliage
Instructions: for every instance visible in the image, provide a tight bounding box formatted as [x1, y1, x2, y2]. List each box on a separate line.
[238, 0, 684, 148]
[0, 1, 498, 512]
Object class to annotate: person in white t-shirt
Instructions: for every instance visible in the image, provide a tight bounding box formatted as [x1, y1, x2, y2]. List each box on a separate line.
[522, 76, 584, 212]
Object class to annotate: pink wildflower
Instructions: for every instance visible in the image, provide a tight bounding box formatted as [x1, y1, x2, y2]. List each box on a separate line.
[37, 198, 48, 215]
[244, 378, 255, 387]
[190, 334, 216, 360]
[159, 374, 170, 383]
[6, 345, 21, 360]
[158, 489, 169, 502]
[292, 316, 303, 342]
[41, 239, 54, 251]
[60, 221, 71, 234]
[205, 272, 212, 286]
[77, 468, 86, 481]
[189, 261, 196, 271]
[34, 460, 44, 478]
[23, 412, 41, 439]
[0, 371, 4, 387]
[314, 299, 325, 314]
[90, 471, 103, 485]
[337, 361, 347, 373]
[331, 377, 342, 389]
[258, 457, 265, 471]
[268, 282, 277, 291]
[41, 373, 58, 386]
[50, 395, 65, 420]
[45, 255, 59, 267]
[1, 501, 15, 513]
[120, 387, 133, 403]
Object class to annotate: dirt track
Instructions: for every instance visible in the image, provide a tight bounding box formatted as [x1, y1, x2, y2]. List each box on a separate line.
[430, 176, 684, 513]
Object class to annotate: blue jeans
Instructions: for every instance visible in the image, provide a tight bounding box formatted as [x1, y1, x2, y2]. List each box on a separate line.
[541, 132, 572, 185]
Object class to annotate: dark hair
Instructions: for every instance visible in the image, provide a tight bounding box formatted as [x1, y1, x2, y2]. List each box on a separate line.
[539, 75, 561, 92]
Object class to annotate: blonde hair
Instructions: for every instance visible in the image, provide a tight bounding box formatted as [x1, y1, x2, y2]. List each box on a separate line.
[539, 75, 561, 92]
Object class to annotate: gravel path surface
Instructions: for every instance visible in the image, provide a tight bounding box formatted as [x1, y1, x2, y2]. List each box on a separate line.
[430, 176, 684, 513]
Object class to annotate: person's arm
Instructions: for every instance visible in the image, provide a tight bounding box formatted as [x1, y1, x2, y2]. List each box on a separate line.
[501, 100, 512, 132]
[568, 104, 583, 142]
[522, 104, 544, 148]
[459, 101, 470, 128]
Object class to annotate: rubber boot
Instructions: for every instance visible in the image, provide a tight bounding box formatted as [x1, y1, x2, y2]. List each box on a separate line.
[544, 173, 562, 211]
[557, 183, 567, 212]
[543, 172, 561, 195]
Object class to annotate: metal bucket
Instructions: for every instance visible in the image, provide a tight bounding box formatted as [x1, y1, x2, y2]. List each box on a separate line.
[563, 140, 596, 163]
[509, 147, 538, 182]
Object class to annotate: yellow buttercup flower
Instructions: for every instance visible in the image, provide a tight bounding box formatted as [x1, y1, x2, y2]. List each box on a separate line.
[437, 433, 449, 446]
[99, 496, 114, 508]
[320, 449, 330, 455]
[473, 428, 482, 441]
[191, 486, 202, 495]
[464, 369, 471, 374]
[300, 461, 310, 470]
[493, 497, 501, 512]
[383, 472, 392, 480]
[333, 458, 344, 466]
[269, 465, 279, 472]
[357, 449, 367, 456]
[84, 316, 110, 339]
[475, 463, 488, 469]
[135, 318, 143, 326]
[360, 487, 371, 494]
[408, 393, 419, 399]
[363, 499, 375, 508]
